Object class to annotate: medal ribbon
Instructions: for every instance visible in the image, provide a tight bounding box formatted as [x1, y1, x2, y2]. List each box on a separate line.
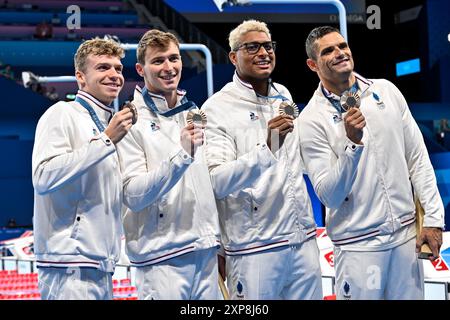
[141, 86, 197, 117]
[256, 79, 290, 102]
[75, 95, 111, 132]
[322, 81, 360, 114]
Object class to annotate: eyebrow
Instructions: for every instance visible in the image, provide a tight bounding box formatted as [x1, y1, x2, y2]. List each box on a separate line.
[320, 46, 334, 56]
[319, 42, 348, 56]
[95, 62, 122, 68]
[151, 53, 180, 61]
[246, 41, 271, 44]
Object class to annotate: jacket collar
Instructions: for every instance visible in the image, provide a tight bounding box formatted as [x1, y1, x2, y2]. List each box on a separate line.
[76, 90, 114, 122]
[233, 71, 281, 104]
[317, 71, 373, 101]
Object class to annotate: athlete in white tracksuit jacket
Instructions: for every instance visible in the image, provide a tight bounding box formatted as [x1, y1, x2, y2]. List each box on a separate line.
[202, 20, 323, 300]
[299, 26, 445, 299]
[32, 38, 133, 300]
[116, 30, 220, 300]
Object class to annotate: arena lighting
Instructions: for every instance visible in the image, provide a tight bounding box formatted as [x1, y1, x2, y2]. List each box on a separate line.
[396, 58, 421, 77]
[213, 0, 251, 10]
[213, 0, 348, 41]
[65, 93, 76, 100]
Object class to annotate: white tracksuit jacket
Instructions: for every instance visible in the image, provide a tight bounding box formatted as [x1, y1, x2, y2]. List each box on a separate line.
[117, 87, 220, 267]
[32, 90, 123, 273]
[202, 73, 317, 256]
[298, 73, 445, 246]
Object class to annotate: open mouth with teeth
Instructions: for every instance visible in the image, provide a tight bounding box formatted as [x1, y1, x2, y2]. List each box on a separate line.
[160, 74, 177, 81]
[255, 60, 271, 65]
[254, 60, 272, 70]
[104, 83, 121, 88]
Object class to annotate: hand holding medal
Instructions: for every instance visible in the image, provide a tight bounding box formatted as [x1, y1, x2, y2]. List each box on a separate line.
[104, 101, 136, 144]
[122, 101, 138, 125]
[278, 101, 300, 119]
[186, 109, 207, 127]
[181, 109, 207, 158]
[340, 90, 361, 111]
[342, 90, 365, 145]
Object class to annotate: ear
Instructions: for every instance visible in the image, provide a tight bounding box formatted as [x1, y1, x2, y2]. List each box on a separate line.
[306, 58, 318, 72]
[75, 70, 85, 88]
[135, 63, 144, 77]
[229, 51, 237, 66]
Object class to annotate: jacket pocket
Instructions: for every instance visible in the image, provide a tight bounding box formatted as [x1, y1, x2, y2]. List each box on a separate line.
[139, 204, 159, 237]
[223, 193, 253, 242]
[69, 204, 82, 240]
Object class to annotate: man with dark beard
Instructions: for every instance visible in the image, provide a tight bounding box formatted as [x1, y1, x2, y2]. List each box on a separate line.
[299, 26, 445, 300]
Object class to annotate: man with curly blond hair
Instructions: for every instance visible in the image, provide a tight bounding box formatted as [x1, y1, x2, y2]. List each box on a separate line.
[32, 38, 134, 299]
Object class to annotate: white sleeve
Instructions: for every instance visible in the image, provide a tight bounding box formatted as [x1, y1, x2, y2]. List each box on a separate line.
[389, 81, 445, 228]
[117, 126, 192, 212]
[32, 106, 116, 195]
[203, 102, 278, 200]
[298, 112, 363, 209]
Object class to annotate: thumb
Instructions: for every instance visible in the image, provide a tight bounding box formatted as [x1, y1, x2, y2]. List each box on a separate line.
[416, 235, 424, 253]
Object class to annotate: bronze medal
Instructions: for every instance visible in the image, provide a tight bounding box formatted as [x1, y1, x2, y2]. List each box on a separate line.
[278, 101, 299, 118]
[186, 109, 207, 126]
[123, 102, 138, 125]
[340, 90, 361, 111]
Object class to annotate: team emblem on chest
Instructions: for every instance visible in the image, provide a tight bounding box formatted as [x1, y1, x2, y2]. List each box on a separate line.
[150, 121, 160, 131]
[372, 92, 385, 109]
[249, 111, 259, 121]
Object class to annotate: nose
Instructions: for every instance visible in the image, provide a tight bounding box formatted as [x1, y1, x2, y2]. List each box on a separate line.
[256, 45, 270, 56]
[107, 67, 120, 79]
[334, 46, 345, 56]
[108, 69, 123, 84]
[162, 59, 173, 71]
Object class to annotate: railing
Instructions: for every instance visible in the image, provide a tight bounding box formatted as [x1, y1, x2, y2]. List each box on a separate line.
[27, 42, 215, 110]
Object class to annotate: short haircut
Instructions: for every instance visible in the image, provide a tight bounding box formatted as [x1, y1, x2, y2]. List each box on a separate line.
[305, 26, 340, 60]
[74, 37, 124, 72]
[228, 19, 271, 51]
[137, 29, 180, 65]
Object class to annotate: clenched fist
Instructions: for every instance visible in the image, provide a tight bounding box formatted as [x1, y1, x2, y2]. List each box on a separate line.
[104, 108, 134, 144]
[180, 123, 204, 158]
[344, 108, 365, 145]
[267, 114, 294, 152]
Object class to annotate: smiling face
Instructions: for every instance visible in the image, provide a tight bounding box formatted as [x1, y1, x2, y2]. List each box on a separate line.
[306, 31, 354, 83]
[75, 54, 124, 105]
[229, 31, 275, 84]
[135, 41, 182, 96]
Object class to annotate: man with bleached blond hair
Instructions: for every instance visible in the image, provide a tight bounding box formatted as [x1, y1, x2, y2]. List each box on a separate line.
[202, 20, 323, 300]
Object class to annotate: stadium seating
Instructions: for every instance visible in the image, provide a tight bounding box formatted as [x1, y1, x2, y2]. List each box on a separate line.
[0, 269, 137, 300]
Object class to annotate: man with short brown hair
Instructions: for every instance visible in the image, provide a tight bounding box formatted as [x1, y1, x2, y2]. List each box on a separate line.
[117, 29, 221, 300]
